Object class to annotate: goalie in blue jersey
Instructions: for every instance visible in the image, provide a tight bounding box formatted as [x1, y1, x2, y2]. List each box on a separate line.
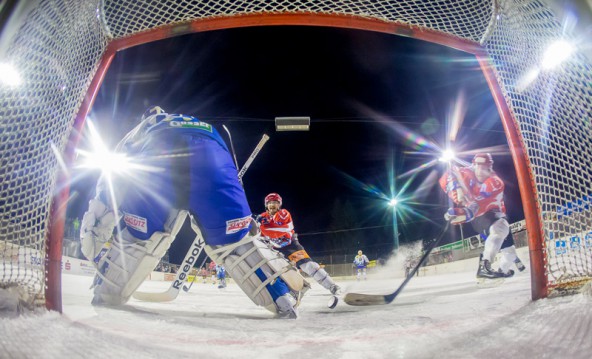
[80, 106, 306, 318]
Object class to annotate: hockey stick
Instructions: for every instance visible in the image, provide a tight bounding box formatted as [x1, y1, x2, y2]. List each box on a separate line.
[238, 134, 270, 180]
[343, 221, 450, 306]
[132, 218, 206, 302]
[182, 255, 208, 292]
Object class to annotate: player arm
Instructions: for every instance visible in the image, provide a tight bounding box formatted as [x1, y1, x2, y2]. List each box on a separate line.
[439, 167, 470, 205]
[441, 167, 481, 224]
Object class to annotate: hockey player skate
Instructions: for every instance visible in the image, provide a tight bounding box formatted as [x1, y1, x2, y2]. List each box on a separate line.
[515, 257, 526, 272]
[330, 284, 341, 295]
[498, 269, 515, 277]
[476, 254, 510, 279]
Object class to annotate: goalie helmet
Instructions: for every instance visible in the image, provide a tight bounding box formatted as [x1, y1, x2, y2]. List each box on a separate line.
[141, 106, 166, 122]
[472, 153, 493, 168]
[265, 193, 282, 207]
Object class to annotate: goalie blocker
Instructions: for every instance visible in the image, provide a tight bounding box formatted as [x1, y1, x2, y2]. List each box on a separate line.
[81, 107, 307, 318]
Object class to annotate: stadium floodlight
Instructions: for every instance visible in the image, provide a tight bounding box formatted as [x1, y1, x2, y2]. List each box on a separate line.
[439, 148, 456, 163]
[541, 40, 574, 70]
[0, 63, 22, 86]
[275, 116, 310, 131]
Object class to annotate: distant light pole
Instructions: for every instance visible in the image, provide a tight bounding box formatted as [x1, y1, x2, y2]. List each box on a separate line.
[388, 198, 400, 251]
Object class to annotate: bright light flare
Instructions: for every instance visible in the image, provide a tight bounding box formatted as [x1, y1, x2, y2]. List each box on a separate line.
[516, 68, 540, 92]
[0, 63, 22, 86]
[76, 120, 132, 176]
[447, 91, 466, 142]
[439, 149, 456, 163]
[77, 148, 131, 176]
[388, 198, 398, 207]
[541, 40, 574, 70]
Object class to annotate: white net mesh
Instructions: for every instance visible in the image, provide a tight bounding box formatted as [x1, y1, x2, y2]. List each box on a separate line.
[0, 0, 590, 308]
[483, 0, 592, 292]
[0, 0, 109, 307]
[101, 0, 494, 42]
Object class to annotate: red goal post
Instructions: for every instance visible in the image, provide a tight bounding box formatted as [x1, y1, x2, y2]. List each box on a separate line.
[1, 0, 590, 312]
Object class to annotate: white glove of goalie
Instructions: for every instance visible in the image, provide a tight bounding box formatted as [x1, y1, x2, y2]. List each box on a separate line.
[80, 198, 118, 262]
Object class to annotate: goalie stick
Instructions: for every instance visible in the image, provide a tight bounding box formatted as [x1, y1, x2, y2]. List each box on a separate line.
[132, 217, 206, 302]
[182, 255, 208, 292]
[238, 133, 270, 181]
[223, 125, 270, 183]
[343, 221, 450, 306]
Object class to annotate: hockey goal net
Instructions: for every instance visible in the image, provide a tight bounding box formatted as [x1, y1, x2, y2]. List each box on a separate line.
[0, 0, 590, 311]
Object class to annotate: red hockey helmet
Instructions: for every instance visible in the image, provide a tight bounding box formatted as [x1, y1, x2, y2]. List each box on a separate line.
[472, 153, 494, 168]
[265, 193, 282, 207]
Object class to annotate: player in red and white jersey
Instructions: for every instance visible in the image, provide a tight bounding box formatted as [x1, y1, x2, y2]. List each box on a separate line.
[257, 193, 340, 296]
[439, 153, 525, 279]
[442, 163, 506, 217]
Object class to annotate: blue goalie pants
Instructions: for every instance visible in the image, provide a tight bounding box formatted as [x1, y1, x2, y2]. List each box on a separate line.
[112, 132, 252, 246]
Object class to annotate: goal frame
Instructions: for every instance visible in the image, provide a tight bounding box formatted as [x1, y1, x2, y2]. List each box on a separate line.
[45, 12, 546, 312]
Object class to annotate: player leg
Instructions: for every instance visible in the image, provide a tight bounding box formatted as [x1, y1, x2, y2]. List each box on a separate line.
[205, 230, 308, 318]
[92, 209, 188, 305]
[472, 212, 510, 278]
[91, 135, 195, 305]
[482, 218, 509, 263]
[286, 241, 340, 295]
[498, 231, 525, 274]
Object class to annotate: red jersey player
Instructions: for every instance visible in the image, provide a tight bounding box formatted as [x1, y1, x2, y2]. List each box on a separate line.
[257, 193, 340, 297]
[439, 153, 525, 279]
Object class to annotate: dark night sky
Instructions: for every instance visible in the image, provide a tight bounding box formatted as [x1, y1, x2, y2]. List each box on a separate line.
[70, 25, 523, 259]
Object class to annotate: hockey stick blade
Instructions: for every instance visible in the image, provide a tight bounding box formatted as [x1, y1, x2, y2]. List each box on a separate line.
[133, 225, 206, 302]
[343, 222, 450, 306]
[133, 286, 180, 302]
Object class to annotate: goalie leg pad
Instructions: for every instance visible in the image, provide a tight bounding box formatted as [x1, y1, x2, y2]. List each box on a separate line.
[81, 198, 119, 261]
[206, 235, 307, 314]
[92, 210, 188, 305]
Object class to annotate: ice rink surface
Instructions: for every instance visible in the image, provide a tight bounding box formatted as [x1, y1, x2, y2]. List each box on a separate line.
[2, 265, 592, 358]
